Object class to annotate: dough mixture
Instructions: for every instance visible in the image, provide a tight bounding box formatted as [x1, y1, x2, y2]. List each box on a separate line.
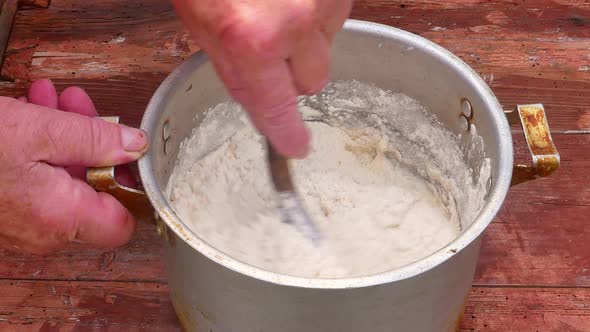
[169, 106, 461, 278]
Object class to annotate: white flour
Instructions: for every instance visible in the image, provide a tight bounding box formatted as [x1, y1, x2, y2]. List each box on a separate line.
[168, 80, 490, 279]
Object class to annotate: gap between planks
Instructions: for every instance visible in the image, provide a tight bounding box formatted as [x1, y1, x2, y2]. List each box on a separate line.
[0, 277, 167, 284]
[1, 277, 589, 290]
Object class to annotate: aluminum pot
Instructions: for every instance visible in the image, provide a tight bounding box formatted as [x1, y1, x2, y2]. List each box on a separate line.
[87, 19, 560, 332]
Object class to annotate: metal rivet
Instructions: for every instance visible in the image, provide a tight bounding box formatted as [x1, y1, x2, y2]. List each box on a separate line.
[162, 120, 171, 140]
[458, 115, 469, 132]
[163, 137, 170, 155]
[484, 176, 493, 200]
[461, 99, 473, 118]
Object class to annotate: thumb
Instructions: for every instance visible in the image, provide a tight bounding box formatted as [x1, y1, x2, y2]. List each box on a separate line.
[13, 99, 149, 167]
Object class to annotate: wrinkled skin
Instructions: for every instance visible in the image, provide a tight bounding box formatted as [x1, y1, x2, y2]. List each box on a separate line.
[171, 0, 353, 157]
[1, 0, 351, 254]
[0, 80, 147, 254]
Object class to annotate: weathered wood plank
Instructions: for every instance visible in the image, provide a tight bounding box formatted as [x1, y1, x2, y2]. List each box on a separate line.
[1, 0, 589, 130]
[0, 0, 588, 330]
[460, 287, 590, 332]
[1, 281, 588, 332]
[4, 0, 194, 81]
[0, 0, 18, 66]
[476, 203, 590, 287]
[0, 222, 166, 282]
[472, 135, 590, 287]
[507, 133, 590, 207]
[0, 280, 181, 331]
[0, 75, 165, 129]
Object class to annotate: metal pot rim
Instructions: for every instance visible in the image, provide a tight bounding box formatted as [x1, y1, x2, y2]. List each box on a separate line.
[138, 19, 513, 289]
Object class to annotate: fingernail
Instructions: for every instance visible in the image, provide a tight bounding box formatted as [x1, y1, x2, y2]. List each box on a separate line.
[121, 126, 148, 152]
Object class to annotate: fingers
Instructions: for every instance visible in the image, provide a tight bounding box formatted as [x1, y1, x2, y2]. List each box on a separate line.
[23, 81, 140, 187]
[15, 101, 149, 167]
[8, 81, 140, 252]
[213, 52, 310, 158]
[34, 163, 136, 248]
[71, 186, 136, 248]
[289, 29, 331, 95]
[28, 79, 59, 109]
[317, 0, 353, 41]
[171, 0, 352, 158]
[57, 85, 138, 187]
[26, 80, 98, 117]
[58, 86, 98, 117]
[214, 17, 310, 157]
[57, 86, 101, 179]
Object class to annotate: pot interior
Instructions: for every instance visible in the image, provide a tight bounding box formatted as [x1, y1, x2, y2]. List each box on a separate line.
[142, 20, 512, 277]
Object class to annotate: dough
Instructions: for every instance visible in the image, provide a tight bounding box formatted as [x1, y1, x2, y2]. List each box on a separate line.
[167, 80, 491, 279]
[169, 121, 459, 279]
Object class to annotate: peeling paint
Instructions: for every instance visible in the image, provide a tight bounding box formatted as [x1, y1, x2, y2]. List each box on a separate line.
[481, 73, 495, 83]
[81, 61, 112, 71]
[108, 36, 126, 44]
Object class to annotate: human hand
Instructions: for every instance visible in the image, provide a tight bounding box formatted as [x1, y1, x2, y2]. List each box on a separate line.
[171, 0, 353, 158]
[0, 79, 148, 254]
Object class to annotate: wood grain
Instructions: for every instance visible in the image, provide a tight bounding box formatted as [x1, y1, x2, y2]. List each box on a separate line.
[0, 0, 588, 130]
[0, 280, 180, 331]
[460, 287, 590, 332]
[0, 0, 18, 66]
[0, 0, 589, 330]
[19, 1, 51, 8]
[0, 223, 166, 282]
[1, 282, 588, 332]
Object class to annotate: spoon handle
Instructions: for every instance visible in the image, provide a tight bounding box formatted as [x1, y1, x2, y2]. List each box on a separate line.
[266, 140, 294, 193]
[266, 140, 323, 245]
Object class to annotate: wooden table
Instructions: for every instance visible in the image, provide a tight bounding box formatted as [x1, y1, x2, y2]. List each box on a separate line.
[1, 1, 589, 331]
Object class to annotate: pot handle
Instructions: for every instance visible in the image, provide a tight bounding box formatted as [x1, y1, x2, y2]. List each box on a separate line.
[505, 104, 560, 186]
[86, 116, 155, 223]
